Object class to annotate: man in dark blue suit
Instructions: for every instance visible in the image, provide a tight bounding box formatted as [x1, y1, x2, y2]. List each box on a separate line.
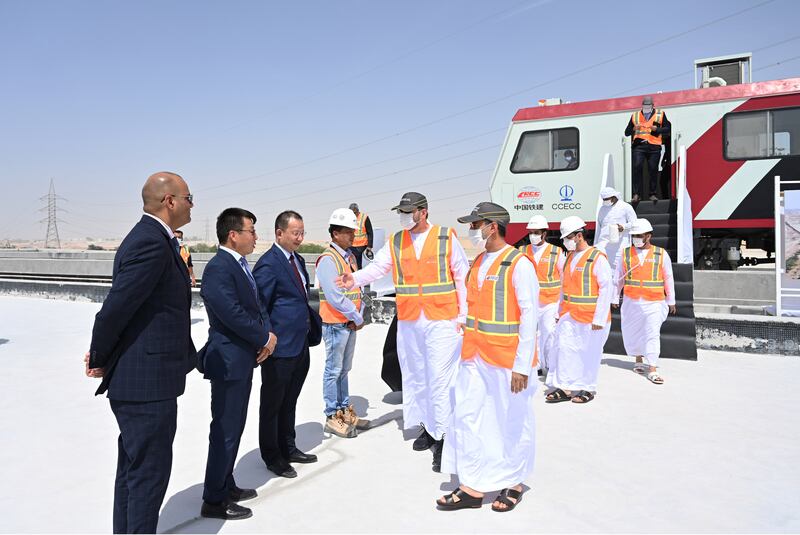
[197, 208, 277, 521]
[84, 172, 196, 534]
[253, 210, 322, 478]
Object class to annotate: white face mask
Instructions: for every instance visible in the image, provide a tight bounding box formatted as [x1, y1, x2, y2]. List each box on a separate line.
[563, 237, 577, 251]
[632, 237, 646, 248]
[602, 199, 613, 207]
[399, 212, 415, 230]
[529, 232, 543, 246]
[469, 224, 490, 248]
[177, 238, 183, 246]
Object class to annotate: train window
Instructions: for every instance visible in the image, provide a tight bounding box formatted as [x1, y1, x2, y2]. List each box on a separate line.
[724, 107, 800, 160]
[511, 127, 579, 173]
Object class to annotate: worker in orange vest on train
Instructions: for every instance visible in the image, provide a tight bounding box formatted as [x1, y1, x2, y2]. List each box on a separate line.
[337, 192, 469, 472]
[625, 96, 671, 202]
[437, 202, 538, 513]
[315, 208, 371, 439]
[348, 203, 373, 269]
[612, 218, 677, 385]
[520, 215, 565, 376]
[545, 216, 614, 404]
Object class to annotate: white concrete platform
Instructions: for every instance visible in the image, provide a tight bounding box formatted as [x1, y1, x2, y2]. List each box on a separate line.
[1, 295, 799, 533]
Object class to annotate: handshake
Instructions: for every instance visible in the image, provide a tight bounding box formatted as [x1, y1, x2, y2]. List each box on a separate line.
[257, 332, 278, 364]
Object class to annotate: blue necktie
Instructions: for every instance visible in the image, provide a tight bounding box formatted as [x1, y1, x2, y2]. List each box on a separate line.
[239, 256, 257, 295]
[170, 237, 180, 254]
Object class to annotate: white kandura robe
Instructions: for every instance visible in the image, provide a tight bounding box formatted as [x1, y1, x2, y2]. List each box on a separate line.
[529, 242, 566, 371]
[595, 200, 637, 270]
[613, 247, 676, 367]
[441, 245, 539, 492]
[546, 248, 613, 392]
[352, 223, 469, 440]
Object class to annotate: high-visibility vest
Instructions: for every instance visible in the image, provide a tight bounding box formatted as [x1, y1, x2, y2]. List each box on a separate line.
[388, 225, 458, 321]
[560, 247, 610, 324]
[520, 242, 562, 305]
[631, 109, 664, 145]
[179, 245, 191, 265]
[622, 245, 666, 301]
[315, 246, 362, 323]
[352, 212, 369, 247]
[462, 247, 536, 370]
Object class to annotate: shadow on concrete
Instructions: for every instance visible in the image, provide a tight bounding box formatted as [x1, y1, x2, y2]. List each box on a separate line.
[0, 338, 9, 346]
[350, 395, 369, 417]
[601, 357, 635, 371]
[382, 391, 402, 405]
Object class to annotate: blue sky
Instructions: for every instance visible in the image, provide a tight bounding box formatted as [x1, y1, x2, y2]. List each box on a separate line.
[1, 0, 798, 242]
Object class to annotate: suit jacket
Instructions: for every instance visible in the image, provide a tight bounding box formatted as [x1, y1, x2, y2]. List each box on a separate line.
[89, 215, 196, 401]
[198, 250, 270, 380]
[253, 244, 322, 357]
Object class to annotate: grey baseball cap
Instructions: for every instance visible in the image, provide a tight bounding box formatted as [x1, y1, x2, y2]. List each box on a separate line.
[457, 202, 510, 226]
[391, 192, 428, 213]
[642, 96, 654, 105]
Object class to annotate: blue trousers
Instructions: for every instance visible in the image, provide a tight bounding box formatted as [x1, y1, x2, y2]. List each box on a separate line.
[110, 398, 177, 534]
[203, 372, 253, 504]
[322, 323, 357, 416]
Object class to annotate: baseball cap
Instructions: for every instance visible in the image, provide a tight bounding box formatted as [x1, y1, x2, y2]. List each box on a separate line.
[457, 202, 510, 226]
[391, 192, 428, 213]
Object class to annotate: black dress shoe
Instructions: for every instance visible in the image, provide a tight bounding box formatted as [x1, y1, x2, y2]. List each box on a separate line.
[413, 429, 435, 451]
[228, 486, 257, 502]
[266, 460, 297, 478]
[431, 439, 444, 473]
[288, 450, 318, 464]
[201, 501, 253, 520]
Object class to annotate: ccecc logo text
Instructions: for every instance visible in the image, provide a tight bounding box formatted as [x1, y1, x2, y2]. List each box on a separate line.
[552, 184, 581, 210]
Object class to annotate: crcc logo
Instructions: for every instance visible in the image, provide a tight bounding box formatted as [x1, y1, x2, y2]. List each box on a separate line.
[553, 184, 581, 210]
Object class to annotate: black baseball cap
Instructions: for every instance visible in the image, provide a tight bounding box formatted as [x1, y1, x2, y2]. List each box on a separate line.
[457, 202, 510, 226]
[391, 192, 428, 213]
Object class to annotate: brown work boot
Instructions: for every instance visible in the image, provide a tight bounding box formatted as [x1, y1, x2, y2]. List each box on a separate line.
[325, 410, 356, 438]
[343, 405, 370, 430]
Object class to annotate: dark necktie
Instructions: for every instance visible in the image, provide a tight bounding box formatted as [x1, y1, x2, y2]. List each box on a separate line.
[170, 237, 180, 254]
[289, 255, 307, 297]
[239, 256, 257, 295]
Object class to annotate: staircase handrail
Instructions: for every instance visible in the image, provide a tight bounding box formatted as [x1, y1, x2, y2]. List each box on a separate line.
[677, 145, 694, 264]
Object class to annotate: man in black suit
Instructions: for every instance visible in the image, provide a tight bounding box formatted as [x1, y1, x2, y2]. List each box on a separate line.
[84, 172, 196, 534]
[253, 210, 321, 478]
[197, 208, 278, 520]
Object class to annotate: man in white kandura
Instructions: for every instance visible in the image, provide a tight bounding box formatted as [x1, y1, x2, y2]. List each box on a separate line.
[595, 187, 637, 270]
[519, 215, 564, 376]
[545, 216, 613, 404]
[612, 218, 676, 385]
[337, 192, 469, 472]
[437, 202, 538, 513]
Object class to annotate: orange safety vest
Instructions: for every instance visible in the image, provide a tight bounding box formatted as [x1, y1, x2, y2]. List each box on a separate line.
[560, 247, 610, 324]
[520, 243, 562, 305]
[462, 247, 536, 370]
[622, 245, 666, 301]
[389, 225, 458, 321]
[179, 245, 191, 266]
[631, 109, 664, 145]
[352, 212, 369, 247]
[315, 246, 362, 324]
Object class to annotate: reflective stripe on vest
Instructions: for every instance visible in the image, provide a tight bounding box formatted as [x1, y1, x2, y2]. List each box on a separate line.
[461, 247, 535, 370]
[316, 247, 362, 323]
[622, 245, 666, 301]
[352, 212, 369, 247]
[632, 109, 664, 145]
[521, 242, 562, 304]
[389, 225, 458, 321]
[560, 247, 609, 324]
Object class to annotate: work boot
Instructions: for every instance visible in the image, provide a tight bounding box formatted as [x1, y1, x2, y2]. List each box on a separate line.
[342, 405, 370, 430]
[325, 411, 356, 438]
[431, 439, 444, 473]
[649, 194, 658, 201]
[413, 428, 436, 451]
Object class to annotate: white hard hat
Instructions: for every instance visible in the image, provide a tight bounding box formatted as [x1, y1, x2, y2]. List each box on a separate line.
[630, 218, 654, 235]
[328, 208, 358, 229]
[560, 216, 586, 238]
[599, 186, 621, 200]
[526, 215, 549, 230]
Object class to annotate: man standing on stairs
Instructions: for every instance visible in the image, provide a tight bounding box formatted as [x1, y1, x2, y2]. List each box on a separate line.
[612, 218, 676, 385]
[337, 192, 469, 472]
[520, 215, 564, 376]
[545, 216, 613, 405]
[625, 95, 671, 202]
[595, 187, 636, 270]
